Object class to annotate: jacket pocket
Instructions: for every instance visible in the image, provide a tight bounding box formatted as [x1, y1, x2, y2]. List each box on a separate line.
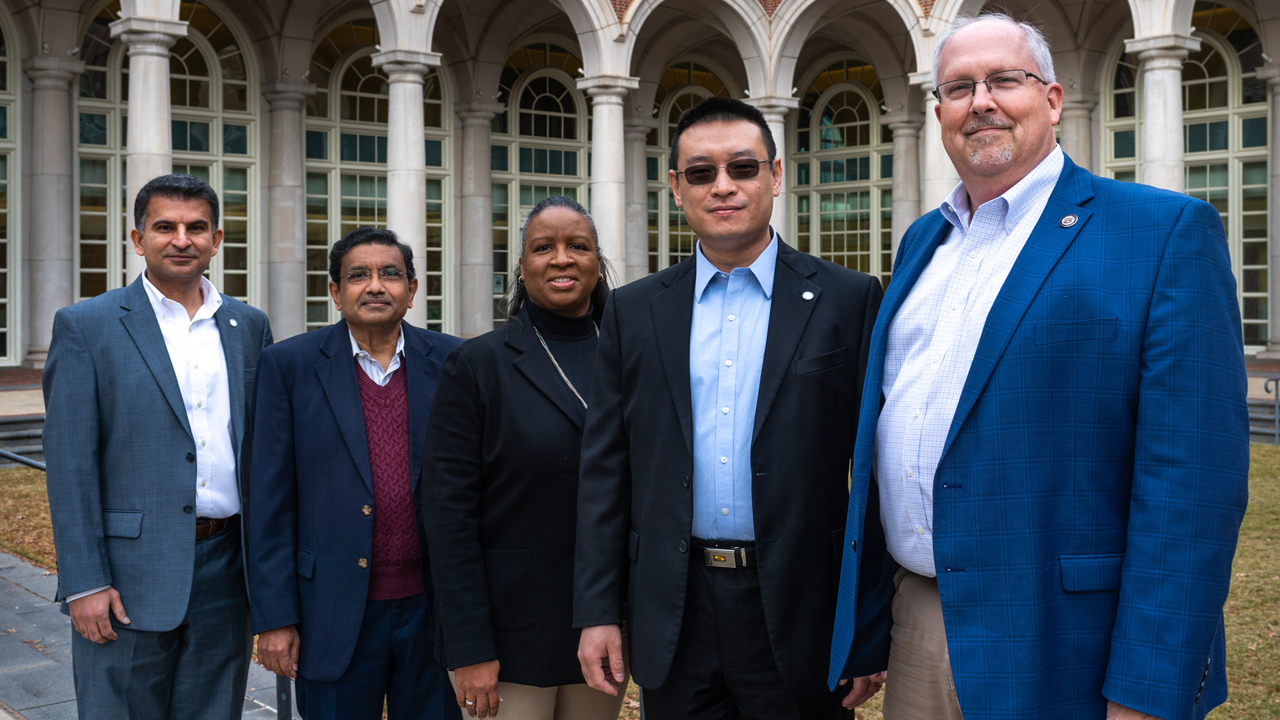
[102, 511, 143, 538]
[794, 346, 847, 376]
[296, 549, 316, 579]
[484, 549, 535, 631]
[1035, 318, 1117, 346]
[628, 530, 641, 562]
[1060, 553, 1124, 592]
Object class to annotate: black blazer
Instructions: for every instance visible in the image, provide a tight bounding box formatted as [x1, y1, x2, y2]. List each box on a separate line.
[573, 239, 896, 694]
[424, 309, 594, 687]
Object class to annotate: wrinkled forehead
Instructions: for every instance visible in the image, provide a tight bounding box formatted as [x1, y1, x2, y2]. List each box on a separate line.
[938, 20, 1037, 80]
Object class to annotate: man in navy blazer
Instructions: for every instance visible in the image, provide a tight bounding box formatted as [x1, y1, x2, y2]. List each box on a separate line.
[829, 14, 1248, 720]
[43, 174, 272, 719]
[247, 227, 461, 719]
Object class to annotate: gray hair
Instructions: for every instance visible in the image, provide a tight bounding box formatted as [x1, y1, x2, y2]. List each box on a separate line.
[932, 12, 1057, 88]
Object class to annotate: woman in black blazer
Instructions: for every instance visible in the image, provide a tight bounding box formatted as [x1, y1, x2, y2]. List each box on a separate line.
[424, 197, 625, 720]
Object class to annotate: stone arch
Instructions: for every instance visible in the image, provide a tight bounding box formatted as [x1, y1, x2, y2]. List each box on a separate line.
[775, 0, 927, 98]
[623, 0, 770, 97]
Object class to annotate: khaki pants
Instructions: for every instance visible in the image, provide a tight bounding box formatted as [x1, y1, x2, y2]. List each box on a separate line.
[880, 568, 965, 720]
[448, 673, 626, 720]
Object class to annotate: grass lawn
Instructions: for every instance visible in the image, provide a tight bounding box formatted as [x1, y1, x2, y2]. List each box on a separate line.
[2, 446, 1275, 719]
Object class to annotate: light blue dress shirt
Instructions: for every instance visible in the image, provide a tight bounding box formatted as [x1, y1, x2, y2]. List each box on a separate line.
[690, 231, 778, 541]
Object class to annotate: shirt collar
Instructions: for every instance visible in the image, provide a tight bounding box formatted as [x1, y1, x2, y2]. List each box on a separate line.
[349, 327, 405, 359]
[693, 227, 779, 303]
[141, 271, 222, 322]
[940, 145, 1065, 234]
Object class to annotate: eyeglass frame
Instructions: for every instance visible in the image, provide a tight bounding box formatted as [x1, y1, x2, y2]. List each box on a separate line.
[931, 69, 1049, 105]
[340, 267, 409, 285]
[674, 158, 773, 186]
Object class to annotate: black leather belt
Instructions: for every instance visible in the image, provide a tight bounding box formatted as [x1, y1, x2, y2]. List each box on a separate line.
[693, 538, 756, 568]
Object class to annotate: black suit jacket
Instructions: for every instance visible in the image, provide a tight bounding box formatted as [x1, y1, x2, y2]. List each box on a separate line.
[424, 309, 593, 686]
[573, 239, 894, 694]
[246, 320, 463, 682]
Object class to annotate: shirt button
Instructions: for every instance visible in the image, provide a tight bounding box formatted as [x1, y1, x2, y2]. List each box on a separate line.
[197, 401, 203, 408]
[679, 541, 688, 553]
[358, 558, 369, 569]
[951, 304, 959, 311]
[722, 508, 729, 515]
[728, 315, 735, 321]
[906, 468, 914, 477]
[969, 251, 978, 259]
[722, 407, 730, 414]
[913, 410, 919, 418]
[725, 359, 732, 367]
[721, 457, 728, 464]
[362, 505, 372, 516]
[932, 356, 940, 364]
[201, 440, 206, 447]
[200, 481, 206, 487]
[916, 526, 926, 536]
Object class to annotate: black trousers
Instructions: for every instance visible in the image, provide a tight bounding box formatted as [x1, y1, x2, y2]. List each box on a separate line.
[641, 545, 851, 720]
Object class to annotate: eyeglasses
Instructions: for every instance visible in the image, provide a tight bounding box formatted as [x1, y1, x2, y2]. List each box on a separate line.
[342, 267, 407, 284]
[676, 159, 771, 186]
[932, 69, 1048, 105]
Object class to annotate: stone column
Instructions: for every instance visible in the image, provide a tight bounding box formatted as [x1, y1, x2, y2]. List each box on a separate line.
[744, 97, 797, 236]
[1256, 65, 1280, 358]
[262, 82, 314, 341]
[110, 17, 187, 283]
[372, 50, 439, 328]
[1059, 95, 1097, 172]
[21, 57, 85, 368]
[579, 76, 639, 268]
[913, 75, 960, 211]
[623, 117, 657, 283]
[455, 102, 503, 338]
[881, 113, 922, 258]
[1125, 34, 1200, 192]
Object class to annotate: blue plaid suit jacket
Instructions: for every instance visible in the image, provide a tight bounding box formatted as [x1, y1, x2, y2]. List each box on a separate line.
[829, 155, 1249, 720]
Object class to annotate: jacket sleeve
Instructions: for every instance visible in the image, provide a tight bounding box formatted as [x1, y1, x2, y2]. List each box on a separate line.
[1101, 198, 1250, 720]
[42, 308, 112, 599]
[423, 348, 500, 669]
[572, 293, 632, 628]
[246, 346, 302, 634]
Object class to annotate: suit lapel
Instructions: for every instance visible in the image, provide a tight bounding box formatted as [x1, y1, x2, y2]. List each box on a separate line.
[651, 261, 697, 457]
[402, 322, 439, 493]
[316, 321, 375, 494]
[939, 158, 1095, 459]
[118, 278, 193, 440]
[508, 312, 587, 431]
[752, 242, 820, 442]
[215, 301, 244, 455]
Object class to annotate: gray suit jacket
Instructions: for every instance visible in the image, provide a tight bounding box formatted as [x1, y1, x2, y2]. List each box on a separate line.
[42, 276, 272, 631]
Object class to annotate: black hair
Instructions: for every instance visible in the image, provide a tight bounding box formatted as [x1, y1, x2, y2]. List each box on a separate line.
[504, 196, 614, 325]
[133, 173, 220, 231]
[668, 96, 777, 173]
[328, 226, 416, 284]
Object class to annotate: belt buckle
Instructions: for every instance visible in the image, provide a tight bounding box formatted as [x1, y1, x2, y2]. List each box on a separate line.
[703, 547, 740, 568]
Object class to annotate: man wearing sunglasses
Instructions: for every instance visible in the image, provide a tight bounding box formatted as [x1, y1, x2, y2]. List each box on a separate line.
[574, 96, 895, 718]
[828, 13, 1248, 720]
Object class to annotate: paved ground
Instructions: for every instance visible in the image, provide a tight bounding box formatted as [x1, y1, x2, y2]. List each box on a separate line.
[0, 391, 44, 418]
[0, 550, 299, 719]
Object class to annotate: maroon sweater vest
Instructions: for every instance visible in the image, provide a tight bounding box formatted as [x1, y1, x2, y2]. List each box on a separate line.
[355, 360, 424, 600]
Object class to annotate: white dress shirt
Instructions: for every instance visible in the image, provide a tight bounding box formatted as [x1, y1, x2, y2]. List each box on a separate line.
[350, 329, 404, 385]
[876, 146, 1064, 577]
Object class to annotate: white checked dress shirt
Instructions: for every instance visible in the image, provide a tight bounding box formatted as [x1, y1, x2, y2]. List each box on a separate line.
[877, 146, 1064, 577]
[350, 329, 404, 386]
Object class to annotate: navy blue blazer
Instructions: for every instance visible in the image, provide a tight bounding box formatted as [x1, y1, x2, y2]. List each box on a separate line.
[829, 155, 1249, 720]
[246, 320, 463, 682]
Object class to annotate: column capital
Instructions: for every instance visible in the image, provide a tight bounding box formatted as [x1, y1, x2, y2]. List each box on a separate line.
[371, 49, 441, 83]
[109, 17, 187, 57]
[22, 57, 85, 89]
[578, 74, 639, 103]
[1257, 63, 1280, 87]
[743, 95, 799, 122]
[455, 101, 505, 125]
[624, 116, 658, 142]
[262, 81, 316, 111]
[879, 111, 923, 133]
[1124, 34, 1200, 67]
[908, 70, 934, 93]
[1060, 94, 1099, 118]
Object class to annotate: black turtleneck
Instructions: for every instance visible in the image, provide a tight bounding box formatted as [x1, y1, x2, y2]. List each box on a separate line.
[524, 301, 598, 402]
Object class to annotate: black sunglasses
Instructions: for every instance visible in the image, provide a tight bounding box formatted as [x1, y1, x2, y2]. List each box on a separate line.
[676, 159, 771, 186]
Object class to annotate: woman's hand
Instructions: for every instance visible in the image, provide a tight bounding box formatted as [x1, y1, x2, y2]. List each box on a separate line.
[454, 660, 501, 718]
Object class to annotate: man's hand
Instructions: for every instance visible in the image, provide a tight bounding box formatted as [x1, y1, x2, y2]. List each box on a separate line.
[577, 624, 626, 696]
[838, 671, 888, 709]
[454, 660, 501, 718]
[256, 625, 300, 679]
[68, 588, 129, 643]
[1107, 701, 1162, 720]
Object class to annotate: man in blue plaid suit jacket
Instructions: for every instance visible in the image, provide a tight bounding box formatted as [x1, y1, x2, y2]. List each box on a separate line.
[828, 14, 1249, 720]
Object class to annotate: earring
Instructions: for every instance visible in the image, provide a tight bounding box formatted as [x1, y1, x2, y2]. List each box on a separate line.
[599, 273, 604, 281]
[517, 275, 524, 285]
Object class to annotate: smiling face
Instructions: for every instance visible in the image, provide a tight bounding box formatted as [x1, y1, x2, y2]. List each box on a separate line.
[518, 206, 600, 317]
[130, 195, 222, 286]
[329, 242, 417, 331]
[669, 119, 781, 252]
[935, 20, 1063, 188]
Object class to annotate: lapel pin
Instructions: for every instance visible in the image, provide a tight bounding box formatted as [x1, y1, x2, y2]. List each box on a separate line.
[1060, 214, 1078, 228]
[802, 291, 814, 301]
[229, 318, 238, 327]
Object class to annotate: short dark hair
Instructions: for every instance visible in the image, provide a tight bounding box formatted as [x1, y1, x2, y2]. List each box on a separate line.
[503, 196, 615, 325]
[134, 174, 220, 231]
[669, 96, 777, 172]
[328, 227, 416, 284]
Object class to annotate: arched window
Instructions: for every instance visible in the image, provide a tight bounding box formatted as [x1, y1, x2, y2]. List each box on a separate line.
[303, 19, 451, 332]
[75, 1, 258, 304]
[0, 15, 15, 363]
[1103, 2, 1270, 349]
[792, 58, 893, 286]
[490, 42, 588, 325]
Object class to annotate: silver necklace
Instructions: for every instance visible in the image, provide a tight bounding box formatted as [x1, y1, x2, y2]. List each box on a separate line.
[533, 323, 599, 409]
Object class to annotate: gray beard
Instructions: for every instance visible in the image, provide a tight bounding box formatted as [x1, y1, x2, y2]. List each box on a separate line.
[969, 142, 1014, 167]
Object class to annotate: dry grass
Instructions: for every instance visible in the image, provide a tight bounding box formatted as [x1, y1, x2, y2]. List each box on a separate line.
[0, 465, 55, 570]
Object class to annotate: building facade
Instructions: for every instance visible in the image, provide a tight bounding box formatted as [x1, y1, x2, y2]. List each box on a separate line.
[0, 0, 1276, 365]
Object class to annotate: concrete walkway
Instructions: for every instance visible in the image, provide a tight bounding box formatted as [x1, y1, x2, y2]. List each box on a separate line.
[0, 550, 299, 719]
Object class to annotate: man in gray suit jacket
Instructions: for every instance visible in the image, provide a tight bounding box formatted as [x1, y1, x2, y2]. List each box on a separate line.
[42, 173, 273, 719]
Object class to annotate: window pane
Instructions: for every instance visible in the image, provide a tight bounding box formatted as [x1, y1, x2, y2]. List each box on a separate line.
[1113, 129, 1135, 159]
[223, 124, 248, 155]
[306, 130, 328, 160]
[1242, 117, 1267, 148]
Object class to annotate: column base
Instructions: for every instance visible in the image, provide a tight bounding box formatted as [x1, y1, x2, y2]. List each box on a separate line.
[23, 348, 49, 369]
[1254, 347, 1280, 360]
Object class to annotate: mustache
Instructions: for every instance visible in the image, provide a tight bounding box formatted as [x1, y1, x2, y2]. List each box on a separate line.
[964, 117, 1011, 134]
